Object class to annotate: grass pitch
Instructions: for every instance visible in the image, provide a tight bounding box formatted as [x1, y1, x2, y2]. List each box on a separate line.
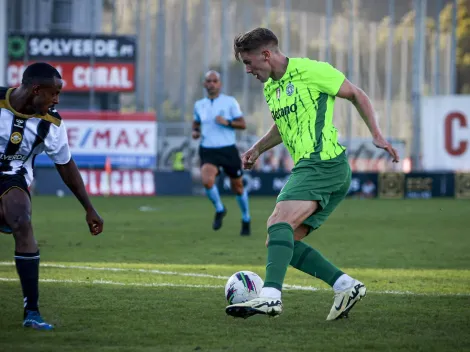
[0, 196, 469, 351]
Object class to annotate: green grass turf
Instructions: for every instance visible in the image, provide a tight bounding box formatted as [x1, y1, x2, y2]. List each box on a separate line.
[0, 196, 469, 351]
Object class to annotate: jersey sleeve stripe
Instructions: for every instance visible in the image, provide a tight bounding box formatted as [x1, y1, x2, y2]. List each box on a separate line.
[314, 93, 328, 153]
[0, 99, 61, 127]
[0, 116, 27, 172]
[24, 120, 51, 163]
[41, 114, 61, 127]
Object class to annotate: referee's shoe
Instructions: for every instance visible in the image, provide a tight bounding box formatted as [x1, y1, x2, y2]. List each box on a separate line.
[213, 207, 227, 230]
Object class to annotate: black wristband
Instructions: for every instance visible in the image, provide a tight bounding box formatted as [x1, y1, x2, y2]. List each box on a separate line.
[193, 127, 200, 132]
[227, 120, 233, 128]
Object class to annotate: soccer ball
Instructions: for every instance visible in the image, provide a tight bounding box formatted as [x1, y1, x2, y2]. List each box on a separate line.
[225, 271, 264, 304]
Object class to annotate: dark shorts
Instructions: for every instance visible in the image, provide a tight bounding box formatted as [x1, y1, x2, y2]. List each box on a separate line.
[199, 145, 243, 179]
[0, 174, 30, 234]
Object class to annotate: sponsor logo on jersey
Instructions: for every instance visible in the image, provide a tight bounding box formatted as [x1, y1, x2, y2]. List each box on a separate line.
[14, 119, 25, 128]
[271, 103, 297, 120]
[0, 153, 28, 161]
[10, 132, 23, 144]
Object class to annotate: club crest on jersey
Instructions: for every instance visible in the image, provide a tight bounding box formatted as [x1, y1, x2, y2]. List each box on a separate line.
[286, 82, 295, 96]
[10, 132, 22, 144]
[276, 88, 281, 99]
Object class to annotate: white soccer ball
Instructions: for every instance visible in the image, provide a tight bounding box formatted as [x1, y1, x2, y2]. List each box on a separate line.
[225, 271, 264, 304]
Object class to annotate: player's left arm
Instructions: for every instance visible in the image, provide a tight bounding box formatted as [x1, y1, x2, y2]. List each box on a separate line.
[310, 60, 398, 163]
[45, 118, 104, 235]
[336, 79, 399, 162]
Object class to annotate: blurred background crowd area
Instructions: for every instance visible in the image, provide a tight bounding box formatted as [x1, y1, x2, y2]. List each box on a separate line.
[3, 0, 469, 174]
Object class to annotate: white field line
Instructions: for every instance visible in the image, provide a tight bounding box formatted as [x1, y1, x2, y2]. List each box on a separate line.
[0, 262, 468, 296]
[0, 277, 222, 289]
[0, 277, 469, 296]
[0, 262, 229, 279]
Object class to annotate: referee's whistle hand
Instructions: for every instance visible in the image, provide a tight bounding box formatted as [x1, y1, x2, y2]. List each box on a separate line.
[215, 116, 228, 126]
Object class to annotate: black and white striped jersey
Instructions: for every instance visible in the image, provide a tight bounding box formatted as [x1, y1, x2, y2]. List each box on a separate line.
[0, 87, 71, 186]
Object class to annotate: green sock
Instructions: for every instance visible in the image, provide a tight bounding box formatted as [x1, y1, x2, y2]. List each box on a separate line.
[290, 241, 344, 287]
[264, 222, 294, 291]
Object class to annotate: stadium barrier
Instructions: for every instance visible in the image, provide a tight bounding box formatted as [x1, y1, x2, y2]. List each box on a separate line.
[33, 110, 157, 169]
[421, 96, 470, 171]
[217, 171, 470, 199]
[33, 168, 470, 199]
[33, 168, 192, 196]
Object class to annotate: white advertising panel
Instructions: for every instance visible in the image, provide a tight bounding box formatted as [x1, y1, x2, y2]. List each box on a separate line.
[421, 96, 470, 171]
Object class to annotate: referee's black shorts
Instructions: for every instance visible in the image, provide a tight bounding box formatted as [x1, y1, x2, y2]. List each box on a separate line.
[199, 145, 243, 178]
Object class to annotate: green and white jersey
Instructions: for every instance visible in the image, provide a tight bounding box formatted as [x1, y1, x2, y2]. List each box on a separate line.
[263, 58, 346, 164]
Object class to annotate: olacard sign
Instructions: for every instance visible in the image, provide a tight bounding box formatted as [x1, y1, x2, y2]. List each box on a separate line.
[7, 33, 136, 92]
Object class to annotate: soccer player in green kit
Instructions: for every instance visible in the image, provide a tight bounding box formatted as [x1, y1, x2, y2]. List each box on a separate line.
[225, 28, 399, 321]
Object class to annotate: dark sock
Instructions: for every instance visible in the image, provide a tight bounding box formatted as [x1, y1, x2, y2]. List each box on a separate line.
[15, 251, 40, 316]
[290, 241, 343, 286]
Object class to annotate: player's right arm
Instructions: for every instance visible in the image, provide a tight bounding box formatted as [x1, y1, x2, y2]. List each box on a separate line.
[44, 116, 104, 236]
[192, 103, 201, 140]
[242, 123, 282, 170]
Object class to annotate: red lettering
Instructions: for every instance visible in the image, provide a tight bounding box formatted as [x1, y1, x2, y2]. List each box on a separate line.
[143, 171, 155, 195]
[110, 170, 120, 195]
[132, 171, 143, 194]
[89, 171, 99, 195]
[122, 171, 133, 195]
[7, 64, 23, 86]
[9, 62, 134, 92]
[94, 130, 111, 148]
[67, 127, 79, 148]
[116, 130, 130, 148]
[79, 170, 89, 193]
[135, 130, 148, 148]
[445, 112, 468, 156]
[78, 169, 154, 196]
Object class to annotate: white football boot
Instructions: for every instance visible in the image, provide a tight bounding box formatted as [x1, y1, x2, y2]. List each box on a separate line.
[226, 297, 283, 319]
[326, 280, 367, 321]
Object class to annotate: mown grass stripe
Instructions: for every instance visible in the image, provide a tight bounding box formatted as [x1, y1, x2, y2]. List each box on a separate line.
[1, 277, 468, 296]
[1, 263, 469, 297]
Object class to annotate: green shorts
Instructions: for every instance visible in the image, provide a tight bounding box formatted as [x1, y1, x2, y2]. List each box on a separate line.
[276, 152, 351, 232]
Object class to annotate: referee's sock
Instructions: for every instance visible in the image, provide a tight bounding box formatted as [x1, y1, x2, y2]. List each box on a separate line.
[205, 185, 224, 212]
[236, 189, 250, 222]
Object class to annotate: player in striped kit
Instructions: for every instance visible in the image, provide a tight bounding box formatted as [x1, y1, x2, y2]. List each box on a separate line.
[0, 62, 104, 330]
